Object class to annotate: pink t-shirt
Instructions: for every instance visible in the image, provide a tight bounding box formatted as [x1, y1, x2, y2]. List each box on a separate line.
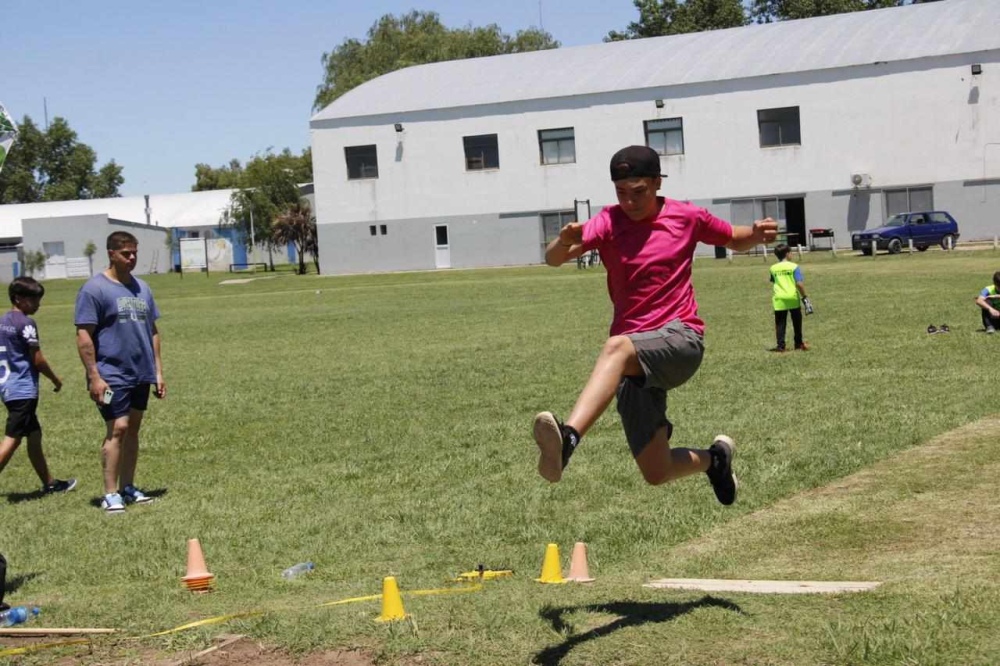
[581, 198, 733, 336]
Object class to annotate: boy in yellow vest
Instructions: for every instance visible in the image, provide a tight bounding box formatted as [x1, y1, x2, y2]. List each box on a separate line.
[975, 270, 1000, 334]
[769, 244, 811, 351]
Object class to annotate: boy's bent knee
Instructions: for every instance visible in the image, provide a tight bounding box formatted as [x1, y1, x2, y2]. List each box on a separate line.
[601, 335, 634, 358]
[640, 466, 671, 486]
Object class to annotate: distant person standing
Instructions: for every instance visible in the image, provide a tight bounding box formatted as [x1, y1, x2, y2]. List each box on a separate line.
[769, 244, 811, 352]
[0, 277, 75, 495]
[75, 231, 165, 514]
[975, 270, 1000, 334]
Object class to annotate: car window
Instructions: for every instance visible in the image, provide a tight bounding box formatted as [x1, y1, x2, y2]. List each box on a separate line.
[910, 215, 926, 225]
[929, 213, 950, 224]
[885, 215, 905, 227]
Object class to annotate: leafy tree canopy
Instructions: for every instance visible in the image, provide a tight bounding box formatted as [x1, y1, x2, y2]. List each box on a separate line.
[606, 0, 747, 41]
[221, 149, 305, 269]
[313, 10, 559, 111]
[192, 147, 311, 192]
[607, 0, 938, 39]
[750, 0, 922, 23]
[0, 115, 123, 204]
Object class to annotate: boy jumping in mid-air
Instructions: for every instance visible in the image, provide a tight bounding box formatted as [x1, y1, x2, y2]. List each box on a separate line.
[0, 277, 74, 495]
[533, 145, 777, 505]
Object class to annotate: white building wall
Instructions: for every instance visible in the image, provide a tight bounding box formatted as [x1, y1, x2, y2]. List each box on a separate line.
[316, 55, 997, 220]
[313, 53, 1000, 274]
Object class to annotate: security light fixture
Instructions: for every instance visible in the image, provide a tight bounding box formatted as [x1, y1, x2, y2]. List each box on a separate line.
[394, 123, 404, 132]
[971, 64, 982, 75]
[654, 99, 664, 109]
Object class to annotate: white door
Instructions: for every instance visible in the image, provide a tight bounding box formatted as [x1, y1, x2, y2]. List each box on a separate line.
[43, 241, 67, 279]
[434, 225, 451, 269]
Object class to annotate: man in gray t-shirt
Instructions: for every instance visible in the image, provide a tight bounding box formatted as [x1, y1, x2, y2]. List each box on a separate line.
[75, 231, 166, 514]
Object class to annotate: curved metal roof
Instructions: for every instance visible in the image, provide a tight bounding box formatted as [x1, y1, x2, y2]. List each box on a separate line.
[311, 0, 999, 125]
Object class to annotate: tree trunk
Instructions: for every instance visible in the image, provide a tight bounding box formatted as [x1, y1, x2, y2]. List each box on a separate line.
[297, 242, 307, 275]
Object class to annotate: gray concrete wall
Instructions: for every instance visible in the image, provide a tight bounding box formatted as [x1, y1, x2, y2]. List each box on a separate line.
[318, 212, 543, 274]
[0, 249, 18, 283]
[22, 214, 171, 279]
[318, 177, 1000, 273]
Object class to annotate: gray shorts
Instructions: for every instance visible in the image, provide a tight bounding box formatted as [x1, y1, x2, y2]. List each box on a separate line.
[616, 320, 704, 456]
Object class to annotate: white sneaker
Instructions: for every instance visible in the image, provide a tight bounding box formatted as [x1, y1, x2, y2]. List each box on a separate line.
[102, 493, 125, 514]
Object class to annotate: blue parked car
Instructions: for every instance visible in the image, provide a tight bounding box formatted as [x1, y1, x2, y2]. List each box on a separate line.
[852, 211, 960, 255]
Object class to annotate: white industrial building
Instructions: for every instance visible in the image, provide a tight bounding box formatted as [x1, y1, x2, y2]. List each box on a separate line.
[310, 0, 1000, 275]
[0, 188, 309, 281]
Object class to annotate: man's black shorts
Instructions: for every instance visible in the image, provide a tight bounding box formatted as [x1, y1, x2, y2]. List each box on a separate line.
[3, 399, 41, 438]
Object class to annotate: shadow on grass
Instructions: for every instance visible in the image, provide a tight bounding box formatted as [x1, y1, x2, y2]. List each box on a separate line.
[4, 571, 40, 597]
[534, 596, 744, 666]
[4, 489, 47, 504]
[86, 487, 169, 509]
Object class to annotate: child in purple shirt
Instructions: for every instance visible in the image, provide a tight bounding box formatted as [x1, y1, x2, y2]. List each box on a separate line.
[0, 277, 74, 495]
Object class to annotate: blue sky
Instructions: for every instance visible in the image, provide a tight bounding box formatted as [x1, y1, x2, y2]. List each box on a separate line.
[2, 0, 640, 196]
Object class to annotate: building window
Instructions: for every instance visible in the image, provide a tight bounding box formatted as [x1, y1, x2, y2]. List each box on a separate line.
[757, 107, 800, 147]
[463, 134, 499, 170]
[731, 198, 783, 227]
[345, 145, 379, 179]
[540, 210, 576, 244]
[369, 225, 377, 236]
[379, 224, 387, 235]
[645, 118, 684, 156]
[435, 225, 449, 246]
[884, 187, 933, 216]
[538, 128, 576, 164]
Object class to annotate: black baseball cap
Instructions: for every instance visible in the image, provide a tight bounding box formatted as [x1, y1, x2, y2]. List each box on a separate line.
[609, 145, 664, 181]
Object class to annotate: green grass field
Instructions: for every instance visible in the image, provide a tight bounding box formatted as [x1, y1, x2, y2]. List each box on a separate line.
[3, 248, 1000, 665]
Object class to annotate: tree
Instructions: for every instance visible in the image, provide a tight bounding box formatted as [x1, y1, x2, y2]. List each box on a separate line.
[192, 148, 312, 192]
[750, 0, 922, 23]
[21, 250, 47, 277]
[0, 116, 123, 204]
[83, 240, 98, 276]
[271, 201, 317, 275]
[221, 150, 303, 271]
[606, 0, 747, 41]
[314, 11, 559, 110]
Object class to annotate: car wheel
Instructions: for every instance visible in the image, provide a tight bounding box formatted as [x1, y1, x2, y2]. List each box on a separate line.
[941, 234, 955, 250]
[916, 244, 929, 252]
[887, 238, 902, 254]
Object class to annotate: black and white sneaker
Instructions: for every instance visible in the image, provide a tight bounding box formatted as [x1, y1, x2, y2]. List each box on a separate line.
[42, 478, 77, 494]
[706, 435, 738, 506]
[533, 412, 577, 483]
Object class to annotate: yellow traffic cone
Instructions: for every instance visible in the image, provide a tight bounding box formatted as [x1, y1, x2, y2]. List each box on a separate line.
[566, 542, 595, 583]
[376, 576, 408, 622]
[535, 543, 566, 584]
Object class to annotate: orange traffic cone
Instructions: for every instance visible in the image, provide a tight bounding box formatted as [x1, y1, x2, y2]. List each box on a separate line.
[376, 576, 408, 622]
[535, 543, 566, 584]
[566, 542, 595, 583]
[181, 538, 214, 592]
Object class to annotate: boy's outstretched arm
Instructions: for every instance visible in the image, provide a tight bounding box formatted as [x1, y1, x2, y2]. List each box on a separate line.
[545, 222, 585, 267]
[727, 218, 779, 252]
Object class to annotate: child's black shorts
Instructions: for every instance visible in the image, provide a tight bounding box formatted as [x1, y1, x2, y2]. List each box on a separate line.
[3, 398, 41, 438]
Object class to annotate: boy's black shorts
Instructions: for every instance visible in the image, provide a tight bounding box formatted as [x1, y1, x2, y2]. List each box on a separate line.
[4, 398, 41, 438]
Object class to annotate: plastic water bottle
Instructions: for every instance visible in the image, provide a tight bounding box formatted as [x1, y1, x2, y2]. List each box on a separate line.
[281, 562, 314, 580]
[0, 606, 39, 627]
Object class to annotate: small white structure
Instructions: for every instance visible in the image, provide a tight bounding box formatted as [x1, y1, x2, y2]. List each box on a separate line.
[310, 0, 1000, 274]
